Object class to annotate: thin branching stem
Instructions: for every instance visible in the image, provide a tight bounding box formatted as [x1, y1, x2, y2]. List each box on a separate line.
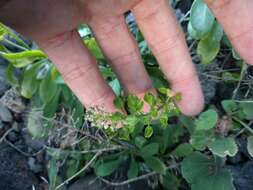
[99, 164, 179, 187]
[55, 151, 101, 190]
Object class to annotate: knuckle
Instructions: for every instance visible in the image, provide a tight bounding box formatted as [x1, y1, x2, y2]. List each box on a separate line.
[151, 31, 183, 55]
[110, 51, 139, 66]
[62, 63, 94, 82]
[91, 89, 113, 106]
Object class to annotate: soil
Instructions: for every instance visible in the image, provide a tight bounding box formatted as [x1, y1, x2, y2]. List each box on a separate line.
[0, 142, 39, 190]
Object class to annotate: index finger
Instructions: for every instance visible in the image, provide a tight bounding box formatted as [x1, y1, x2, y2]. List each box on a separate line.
[132, 0, 204, 116]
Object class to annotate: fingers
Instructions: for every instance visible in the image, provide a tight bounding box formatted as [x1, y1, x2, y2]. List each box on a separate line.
[39, 31, 116, 112]
[132, 0, 204, 116]
[205, 0, 253, 65]
[89, 16, 155, 99]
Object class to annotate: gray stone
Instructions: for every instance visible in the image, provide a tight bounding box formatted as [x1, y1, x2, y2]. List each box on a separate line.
[22, 128, 45, 151]
[27, 157, 43, 173]
[0, 102, 13, 122]
[7, 131, 18, 142]
[0, 88, 26, 113]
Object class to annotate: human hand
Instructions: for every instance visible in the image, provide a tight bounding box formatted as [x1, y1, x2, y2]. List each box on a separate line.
[0, 0, 252, 116]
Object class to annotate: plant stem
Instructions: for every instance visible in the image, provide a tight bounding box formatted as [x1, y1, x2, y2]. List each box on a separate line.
[99, 164, 179, 187]
[232, 62, 248, 99]
[232, 116, 253, 134]
[55, 151, 101, 190]
[3, 38, 29, 51]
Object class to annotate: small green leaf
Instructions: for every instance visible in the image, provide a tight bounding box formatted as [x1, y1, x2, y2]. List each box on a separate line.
[190, 0, 215, 37]
[181, 152, 215, 184]
[195, 109, 218, 130]
[135, 136, 147, 149]
[96, 159, 122, 177]
[158, 87, 168, 95]
[21, 62, 41, 98]
[109, 79, 121, 96]
[5, 64, 19, 87]
[187, 21, 200, 40]
[0, 50, 47, 68]
[36, 62, 51, 79]
[172, 143, 193, 157]
[127, 95, 144, 114]
[43, 87, 61, 118]
[39, 71, 58, 104]
[161, 172, 180, 190]
[247, 136, 253, 158]
[240, 101, 253, 120]
[140, 143, 159, 157]
[84, 37, 104, 60]
[144, 125, 153, 138]
[197, 22, 223, 64]
[208, 137, 238, 157]
[192, 169, 235, 190]
[190, 131, 211, 150]
[144, 156, 166, 175]
[222, 100, 238, 114]
[113, 97, 124, 110]
[127, 157, 139, 179]
[144, 92, 156, 106]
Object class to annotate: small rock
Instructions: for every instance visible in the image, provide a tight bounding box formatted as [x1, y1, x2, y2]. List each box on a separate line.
[12, 122, 20, 132]
[0, 88, 26, 114]
[0, 102, 13, 122]
[7, 131, 18, 142]
[22, 128, 45, 151]
[28, 157, 43, 173]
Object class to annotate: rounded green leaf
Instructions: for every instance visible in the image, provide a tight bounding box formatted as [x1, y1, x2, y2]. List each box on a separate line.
[140, 143, 159, 157]
[39, 71, 58, 104]
[187, 21, 200, 40]
[208, 137, 238, 157]
[144, 125, 153, 138]
[181, 152, 215, 184]
[172, 143, 193, 157]
[192, 169, 235, 190]
[144, 156, 166, 175]
[190, 0, 215, 37]
[195, 109, 218, 130]
[96, 159, 121, 177]
[21, 62, 41, 98]
[127, 157, 139, 179]
[197, 22, 223, 64]
[247, 136, 253, 158]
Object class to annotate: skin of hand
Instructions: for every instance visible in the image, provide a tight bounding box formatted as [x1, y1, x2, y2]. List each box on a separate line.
[0, 0, 252, 116]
